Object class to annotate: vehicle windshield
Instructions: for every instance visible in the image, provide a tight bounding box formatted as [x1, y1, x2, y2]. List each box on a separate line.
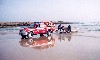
[28, 23, 40, 28]
[28, 22, 55, 28]
[28, 24, 34, 28]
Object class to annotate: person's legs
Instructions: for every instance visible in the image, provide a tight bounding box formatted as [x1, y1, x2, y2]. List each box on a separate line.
[62, 29, 64, 32]
[58, 28, 59, 30]
[67, 28, 70, 33]
[60, 28, 61, 31]
[70, 29, 71, 32]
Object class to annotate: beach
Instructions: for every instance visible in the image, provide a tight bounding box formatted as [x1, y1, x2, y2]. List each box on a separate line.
[0, 24, 100, 60]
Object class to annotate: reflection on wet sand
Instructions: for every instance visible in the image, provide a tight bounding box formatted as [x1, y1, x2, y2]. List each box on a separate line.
[19, 33, 73, 50]
[1, 31, 100, 60]
[19, 36, 55, 50]
[57, 33, 72, 42]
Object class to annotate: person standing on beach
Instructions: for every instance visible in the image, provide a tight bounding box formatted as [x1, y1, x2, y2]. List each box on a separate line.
[58, 24, 61, 31]
[67, 25, 71, 33]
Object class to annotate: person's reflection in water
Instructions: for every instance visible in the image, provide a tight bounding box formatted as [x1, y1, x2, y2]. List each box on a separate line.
[67, 35, 71, 41]
[57, 33, 72, 42]
[66, 33, 72, 41]
[58, 34, 62, 42]
[58, 34, 65, 42]
[62, 35, 65, 41]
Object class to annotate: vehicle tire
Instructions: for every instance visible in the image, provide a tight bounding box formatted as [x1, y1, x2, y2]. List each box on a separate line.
[51, 31, 53, 33]
[27, 32, 33, 38]
[30, 31, 34, 36]
[40, 33, 44, 36]
[47, 31, 51, 36]
[21, 35, 24, 39]
[21, 35, 27, 39]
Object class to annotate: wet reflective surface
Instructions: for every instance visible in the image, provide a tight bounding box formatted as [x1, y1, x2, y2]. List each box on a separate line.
[19, 36, 55, 50]
[0, 29, 100, 60]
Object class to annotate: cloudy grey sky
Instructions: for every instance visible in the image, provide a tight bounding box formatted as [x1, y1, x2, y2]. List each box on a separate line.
[0, 0, 100, 22]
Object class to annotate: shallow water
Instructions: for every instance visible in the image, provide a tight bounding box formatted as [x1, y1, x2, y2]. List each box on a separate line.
[0, 24, 100, 60]
[0, 32, 100, 60]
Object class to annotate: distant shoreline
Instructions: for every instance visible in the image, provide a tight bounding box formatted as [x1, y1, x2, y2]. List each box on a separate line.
[0, 22, 83, 28]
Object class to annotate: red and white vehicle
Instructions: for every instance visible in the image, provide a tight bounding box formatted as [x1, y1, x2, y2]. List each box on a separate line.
[19, 21, 55, 39]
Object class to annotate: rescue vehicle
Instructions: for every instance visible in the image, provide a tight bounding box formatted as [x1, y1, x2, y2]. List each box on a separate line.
[19, 21, 55, 39]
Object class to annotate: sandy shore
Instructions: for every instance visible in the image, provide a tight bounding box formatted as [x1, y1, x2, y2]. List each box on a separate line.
[0, 31, 100, 60]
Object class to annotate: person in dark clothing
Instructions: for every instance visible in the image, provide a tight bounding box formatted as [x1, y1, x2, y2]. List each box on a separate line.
[58, 24, 61, 31]
[61, 26, 64, 32]
[67, 25, 71, 33]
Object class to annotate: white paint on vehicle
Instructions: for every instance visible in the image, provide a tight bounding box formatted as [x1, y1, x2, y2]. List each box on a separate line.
[28, 29, 34, 31]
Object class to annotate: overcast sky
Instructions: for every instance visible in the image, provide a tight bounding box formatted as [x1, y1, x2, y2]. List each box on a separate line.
[0, 0, 100, 22]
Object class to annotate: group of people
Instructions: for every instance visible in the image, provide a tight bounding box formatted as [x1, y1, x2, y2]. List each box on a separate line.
[58, 24, 71, 33]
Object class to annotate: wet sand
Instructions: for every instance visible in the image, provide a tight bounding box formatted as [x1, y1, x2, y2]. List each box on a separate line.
[0, 31, 100, 60]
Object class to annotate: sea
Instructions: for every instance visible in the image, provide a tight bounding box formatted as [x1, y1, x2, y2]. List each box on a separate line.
[0, 22, 100, 34]
[0, 22, 100, 60]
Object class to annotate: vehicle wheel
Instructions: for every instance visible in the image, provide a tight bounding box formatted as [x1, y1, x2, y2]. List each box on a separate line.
[30, 31, 34, 36]
[21, 35, 24, 39]
[21, 35, 27, 39]
[51, 31, 53, 33]
[47, 31, 51, 36]
[27, 32, 33, 38]
[40, 33, 44, 36]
